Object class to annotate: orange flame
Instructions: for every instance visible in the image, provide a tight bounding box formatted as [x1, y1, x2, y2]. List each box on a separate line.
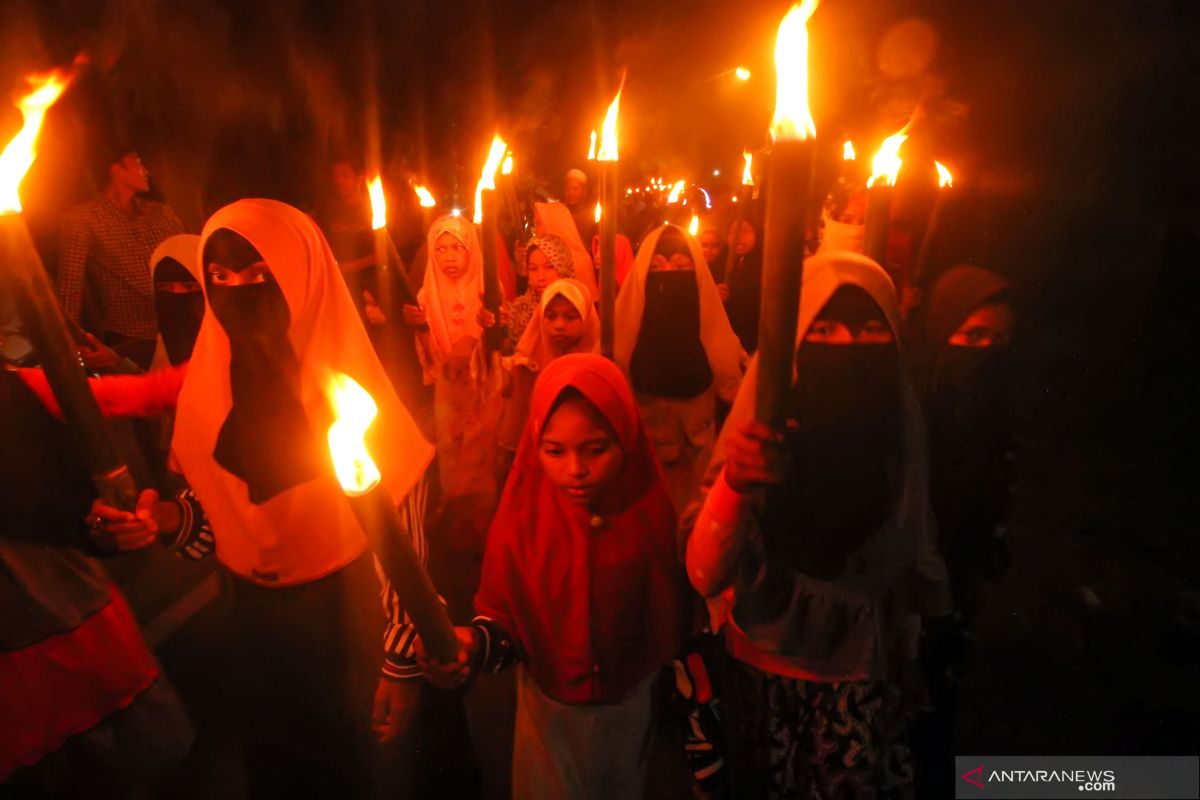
[934, 160, 953, 188]
[688, 214, 699, 236]
[473, 133, 508, 225]
[667, 180, 686, 205]
[734, 66, 751, 81]
[867, 127, 908, 188]
[596, 72, 626, 162]
[0, 70, 74, 214]
[594, 201, 602, 223]
[769, 0, 820, 143]
[741, 150, 755, 186]
[412, 183, 437, 208]
[587, 129, 597, 161]
[367, 176, 387, 231]
[502, 152, 513, 176]
[326, 373, 382, 496]
[843, 140, 856, 160]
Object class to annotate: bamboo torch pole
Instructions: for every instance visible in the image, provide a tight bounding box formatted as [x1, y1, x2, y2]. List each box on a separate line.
[596, 74, 625, 360]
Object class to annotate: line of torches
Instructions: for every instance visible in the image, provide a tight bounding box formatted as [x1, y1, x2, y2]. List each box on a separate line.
[0, 0, 959, 657]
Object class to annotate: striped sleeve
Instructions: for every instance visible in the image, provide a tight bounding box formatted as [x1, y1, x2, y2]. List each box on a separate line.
[377, 475, 441, 681]
[469, 616, 520, 674]
[163, 488, 215, 561]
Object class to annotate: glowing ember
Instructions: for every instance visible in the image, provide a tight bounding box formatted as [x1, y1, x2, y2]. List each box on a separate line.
[843, 140, 856, 160]
[502, 153, 513, 176]
[735, 66, 751, 81]
[587, 129, 597, 161]
[934, 160, 953, 188]
[326, 373, 382, 496]
[594, 201, 602, 223]
[367, 176, 387, 231]
[667, 180, 686, 205]
[742, 150, 755, 186]
[473, 133, 508, 225]
[688, 215, 699, 236]
[769, 0, 820, 143]
[867, 127, 907, 188]
[412, 183, 437, 208]
[596, 72, 625, 163]
[0, 70, 74, 215]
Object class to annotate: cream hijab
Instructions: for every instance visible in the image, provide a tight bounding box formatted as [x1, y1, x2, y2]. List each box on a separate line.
[513, 277, 600, 372]
[417, 214, 484, 366]
[532, 201, 599, 300]
[614, 223, 745, 403]
[173, 199, 434, 586]
[147, 234, 201, 369]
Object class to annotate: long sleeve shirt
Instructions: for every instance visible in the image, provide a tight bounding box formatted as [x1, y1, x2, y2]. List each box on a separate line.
[57, 196, 185, 339]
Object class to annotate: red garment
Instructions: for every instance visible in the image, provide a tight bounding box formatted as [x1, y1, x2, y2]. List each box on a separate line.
[590, 233, 635, 288]
[17, 363, 187, 420]
[475, 353, 684, 704]
[0, 586, 159, 779]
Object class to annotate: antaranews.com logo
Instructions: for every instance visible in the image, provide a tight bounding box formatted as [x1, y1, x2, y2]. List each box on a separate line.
[961, 765, 1116, 792]
[954, 756, 1198, 799]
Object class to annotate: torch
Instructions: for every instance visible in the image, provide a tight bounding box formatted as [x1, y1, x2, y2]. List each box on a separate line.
[596, 74, 625, 360]
[499, 151, 526, 246]
[327, 373, 458, 662]
[723, 149, 756, 283]
[863, 126, 907, 270]
[911, 160, 953, 289]
[474, 134, 508, 354]
[755, 0, 821, 429]
[368, 175, 425, 331]
[0, 69, 137, 509]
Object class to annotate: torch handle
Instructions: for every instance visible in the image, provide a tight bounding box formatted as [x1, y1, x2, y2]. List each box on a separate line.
[0, 216, 138, 509]
[351, 490, 459, 664]
[599, 162, 619, 359]
[480, 190, 505, 354]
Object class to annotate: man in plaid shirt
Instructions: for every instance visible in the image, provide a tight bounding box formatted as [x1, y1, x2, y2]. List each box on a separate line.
[57, 149, 185, 369]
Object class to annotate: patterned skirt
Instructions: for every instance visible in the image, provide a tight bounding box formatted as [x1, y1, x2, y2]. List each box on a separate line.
[720, 660, 914, 800]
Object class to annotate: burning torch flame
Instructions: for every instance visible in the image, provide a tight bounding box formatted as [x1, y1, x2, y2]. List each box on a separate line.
[596, 72, 625, 162]
[734, 66, 751, 81]
[412, 183, 437, 208]
[326, 373, 382, 496]
[367, 176, 387, 231]
[473, 133, 509, 225]
[688, 215, 700, 236]
[587, 129, 597, 161]
[769, 0, 820, 143]
[843, 140, 856, 160]
[742, 150, 755, 186]
[502, 152, 513, 176]
[594, 201, 602, 223]
[0, 71, 73, 215]
[667, 180, 686, 205]
[934, 160, 953, 188]
[867, 127, 908, 189]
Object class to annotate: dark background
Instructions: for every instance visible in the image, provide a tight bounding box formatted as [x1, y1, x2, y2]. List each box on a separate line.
[2, 0, 1198, 758]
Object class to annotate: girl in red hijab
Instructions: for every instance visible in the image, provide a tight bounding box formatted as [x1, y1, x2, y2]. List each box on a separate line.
[419, 353, 685, 798]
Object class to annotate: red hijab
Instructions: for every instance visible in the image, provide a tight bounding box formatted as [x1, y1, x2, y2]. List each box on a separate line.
[475, 353, 684, 704]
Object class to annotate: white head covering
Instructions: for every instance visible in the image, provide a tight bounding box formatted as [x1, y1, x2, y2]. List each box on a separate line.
[173, 199, 434, 586]
[417, 214, 484, 366]
[513, 277, 600, 372]
[533, 202, 598, 300]
[614, 223, 745, 403]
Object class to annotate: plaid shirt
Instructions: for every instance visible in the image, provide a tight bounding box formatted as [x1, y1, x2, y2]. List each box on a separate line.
[57, 195, 185, 339]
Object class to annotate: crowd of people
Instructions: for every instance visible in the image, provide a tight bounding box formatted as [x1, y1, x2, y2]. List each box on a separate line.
[1, 141, 1018, 799]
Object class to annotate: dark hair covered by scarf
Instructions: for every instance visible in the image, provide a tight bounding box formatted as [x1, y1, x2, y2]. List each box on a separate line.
[203, 228, 322, 504]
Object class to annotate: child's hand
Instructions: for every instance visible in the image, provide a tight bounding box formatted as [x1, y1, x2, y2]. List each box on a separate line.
[402, 303, 427, 327]
[372, 677, 421, 744]
[86, 489, 160, 552]
[415, 626, 478, 690]
[477, 306, 497, 329]
[363, 291, 388, 326]
[723, 421, 788, 494]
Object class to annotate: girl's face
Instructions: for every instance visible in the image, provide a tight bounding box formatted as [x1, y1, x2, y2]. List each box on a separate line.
[433, 232, 470, 279]
[948, 302, 1014, 348]
[527, 248, 558, 294]
[207, 260, 276, 286]
[699, 231, 721, 265]
[542, 295, 585, 353]
[538, 394, 625, 508]
[728, 221, 757, 255]
[649, 252, 695, 272]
